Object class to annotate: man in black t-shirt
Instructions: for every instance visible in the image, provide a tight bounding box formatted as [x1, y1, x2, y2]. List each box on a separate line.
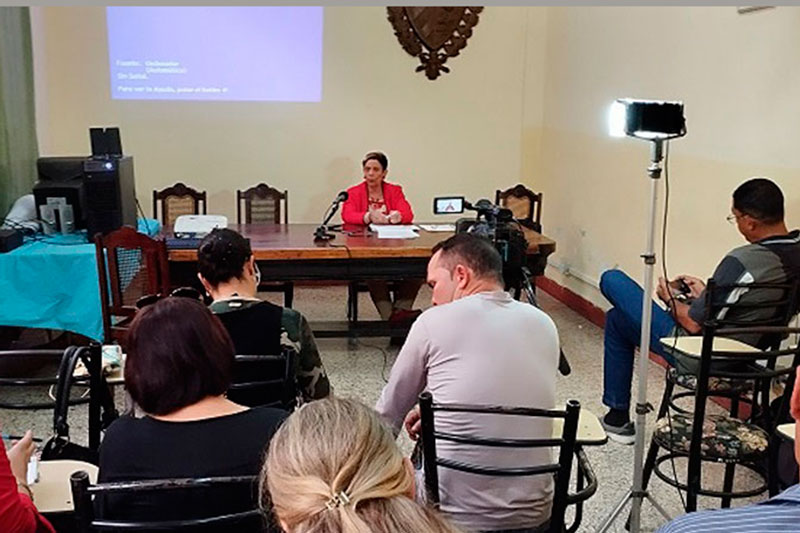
[601, 178, 800, 443]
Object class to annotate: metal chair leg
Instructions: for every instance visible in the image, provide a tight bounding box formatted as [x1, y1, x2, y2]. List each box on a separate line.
[721, 463, 736, 508]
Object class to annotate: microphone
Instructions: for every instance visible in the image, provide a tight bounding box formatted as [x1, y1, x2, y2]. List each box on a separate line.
[314, 191, 349, 242]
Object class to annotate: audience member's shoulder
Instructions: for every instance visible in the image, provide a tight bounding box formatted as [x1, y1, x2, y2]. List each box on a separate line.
[244, 405, 289, 426]
[281, 306, 304, 325]
[102, 415, 144, 445]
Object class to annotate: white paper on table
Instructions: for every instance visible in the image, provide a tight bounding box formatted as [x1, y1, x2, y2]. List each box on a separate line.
[418, 224, 455, 232]
[369, 224, 420, 239]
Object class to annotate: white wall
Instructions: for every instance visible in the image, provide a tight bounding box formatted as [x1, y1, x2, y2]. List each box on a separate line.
[31, 6, 546, 224]
[530, 7, 800, 307]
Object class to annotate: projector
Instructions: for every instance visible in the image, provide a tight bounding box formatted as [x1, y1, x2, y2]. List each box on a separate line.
[173, 215, 228, 239]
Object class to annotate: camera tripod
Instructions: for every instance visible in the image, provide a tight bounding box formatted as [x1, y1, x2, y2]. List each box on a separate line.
[519, 265, 572, 377]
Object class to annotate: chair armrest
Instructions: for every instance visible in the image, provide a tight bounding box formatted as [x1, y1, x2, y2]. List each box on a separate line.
[566, 448, 597, 506]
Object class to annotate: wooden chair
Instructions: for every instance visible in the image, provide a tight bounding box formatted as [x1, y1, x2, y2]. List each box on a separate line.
[419, 392, 596, 533]
[237, 183, 288, 225]
[152, 182, 207, 227]
[495, 184, 543, 232]
[643, 278, 800, 512]
[237, 183, 293, 307]
[94, 226, 171, 349]
[70, 472, 270, 532]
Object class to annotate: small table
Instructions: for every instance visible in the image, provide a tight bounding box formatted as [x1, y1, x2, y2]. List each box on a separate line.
[553, 409, 608, 446]
[778, 423, 795, 442]
[32, 460, 98, 514]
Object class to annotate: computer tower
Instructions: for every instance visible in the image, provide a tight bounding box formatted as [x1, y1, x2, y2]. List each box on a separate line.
[34, 157, 88, 232]
[83, 156, 137, 237]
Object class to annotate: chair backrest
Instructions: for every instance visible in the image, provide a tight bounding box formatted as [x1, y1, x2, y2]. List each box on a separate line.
[152, 182, 207, 227]
[70, 471, 268, 532]
[237, 183, 288, 225]
[227, 347, 298, 410]
[0, 348, 74, 410]
[704, 277, 800, 349]
[418, 392, 580, 533]
[495, 184, 543, 232]
[43, 343, 116, 458]
[94, 226, 171, 346]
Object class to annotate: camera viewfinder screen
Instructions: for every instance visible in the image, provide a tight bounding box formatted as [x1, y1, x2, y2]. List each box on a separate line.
[434, 197, 465, 215]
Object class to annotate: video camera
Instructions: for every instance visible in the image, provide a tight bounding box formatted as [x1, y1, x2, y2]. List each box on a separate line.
[433, 196, 529, 289]
[434, 195, 571, 376]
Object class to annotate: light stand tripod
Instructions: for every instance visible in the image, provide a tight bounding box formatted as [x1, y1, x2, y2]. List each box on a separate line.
[596, 139, 672, 533]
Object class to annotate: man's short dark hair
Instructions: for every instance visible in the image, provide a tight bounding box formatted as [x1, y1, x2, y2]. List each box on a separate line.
[733, 178, 784, 225]
[362, 151, 388, 171]
[197, 228, 252, 286]
[126, 297, 234, 415]
[432, 233, 504, 284]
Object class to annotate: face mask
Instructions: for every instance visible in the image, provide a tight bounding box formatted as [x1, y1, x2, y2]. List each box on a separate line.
[254, 263, 262, 285]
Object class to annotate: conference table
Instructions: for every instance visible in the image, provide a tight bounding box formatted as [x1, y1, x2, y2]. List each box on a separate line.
[0, 222, 554, 341]
[167, 223, 556, 337]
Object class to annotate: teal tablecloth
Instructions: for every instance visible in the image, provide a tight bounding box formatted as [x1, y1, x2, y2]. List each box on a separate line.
[0, 220, 160, 341]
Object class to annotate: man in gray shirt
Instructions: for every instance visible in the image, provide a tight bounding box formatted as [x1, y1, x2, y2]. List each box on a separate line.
[601, 178, 800, 443]
[376, 233, 560, 533]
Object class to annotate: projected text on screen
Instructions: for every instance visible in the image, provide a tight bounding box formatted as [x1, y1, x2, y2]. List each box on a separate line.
[107, 7, 323, 102]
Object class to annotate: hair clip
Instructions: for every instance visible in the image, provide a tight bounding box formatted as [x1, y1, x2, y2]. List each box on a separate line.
[325, 490, 351, 510]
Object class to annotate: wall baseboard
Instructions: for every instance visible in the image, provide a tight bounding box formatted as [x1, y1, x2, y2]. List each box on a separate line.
[536, 275, 606, 328]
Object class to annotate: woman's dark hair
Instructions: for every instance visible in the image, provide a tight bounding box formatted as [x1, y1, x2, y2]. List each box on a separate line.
[362, 151, 389, 171]
[733, 178, 784, 225]
[197, 228, 252, 286]
[125, 297, 235, 415]
[431, 233, 503, 284]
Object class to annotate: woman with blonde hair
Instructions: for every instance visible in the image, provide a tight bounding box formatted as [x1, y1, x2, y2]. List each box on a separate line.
[262, 397, 461, 533]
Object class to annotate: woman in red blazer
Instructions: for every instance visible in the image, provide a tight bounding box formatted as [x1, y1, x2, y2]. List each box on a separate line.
[341, 153, 413, 225]
[342, 152, 421, 326]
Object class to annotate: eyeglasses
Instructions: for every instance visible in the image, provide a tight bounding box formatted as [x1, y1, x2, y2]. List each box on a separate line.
[726, 213, 748, 225]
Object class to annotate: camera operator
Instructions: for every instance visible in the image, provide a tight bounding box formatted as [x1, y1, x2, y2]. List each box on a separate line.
[376, 233, 560, 533]
[600, 178, 800, 444]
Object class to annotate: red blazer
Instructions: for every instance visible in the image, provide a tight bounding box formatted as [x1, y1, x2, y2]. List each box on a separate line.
[341, 181, 414, 225]
[0, 444, 55, 533]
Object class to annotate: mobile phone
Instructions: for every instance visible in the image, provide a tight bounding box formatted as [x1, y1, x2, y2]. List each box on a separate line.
[27, 455, 38, 485]
[670, 279, 691, 295]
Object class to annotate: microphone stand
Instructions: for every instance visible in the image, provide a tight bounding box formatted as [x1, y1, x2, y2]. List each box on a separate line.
[314, 200, 343, 242]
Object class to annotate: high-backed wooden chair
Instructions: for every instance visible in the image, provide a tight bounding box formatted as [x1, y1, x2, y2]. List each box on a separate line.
[152, 182, 207, 227]
[495, 184, 543, 232]
[237, 183, 293, 307]
[94, 226, 171, 349]
[237, 183, 288, 225]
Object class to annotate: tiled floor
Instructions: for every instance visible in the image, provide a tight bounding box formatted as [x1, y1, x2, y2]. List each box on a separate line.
[1, 284, 772, 532]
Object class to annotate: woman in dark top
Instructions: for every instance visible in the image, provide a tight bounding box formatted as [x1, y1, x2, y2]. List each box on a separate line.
[99, 297, 286, 528]
[197, 228, 331, 404]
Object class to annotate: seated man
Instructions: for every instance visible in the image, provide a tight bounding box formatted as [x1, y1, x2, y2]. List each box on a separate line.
[601, 178, 800, 443]
[656, 367, 800, 532]
[197, 228, 331, 405]
[376, 233, 560, 533]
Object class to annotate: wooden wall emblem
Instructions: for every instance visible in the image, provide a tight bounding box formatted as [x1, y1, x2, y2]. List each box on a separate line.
[387, 7, 483, 80]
